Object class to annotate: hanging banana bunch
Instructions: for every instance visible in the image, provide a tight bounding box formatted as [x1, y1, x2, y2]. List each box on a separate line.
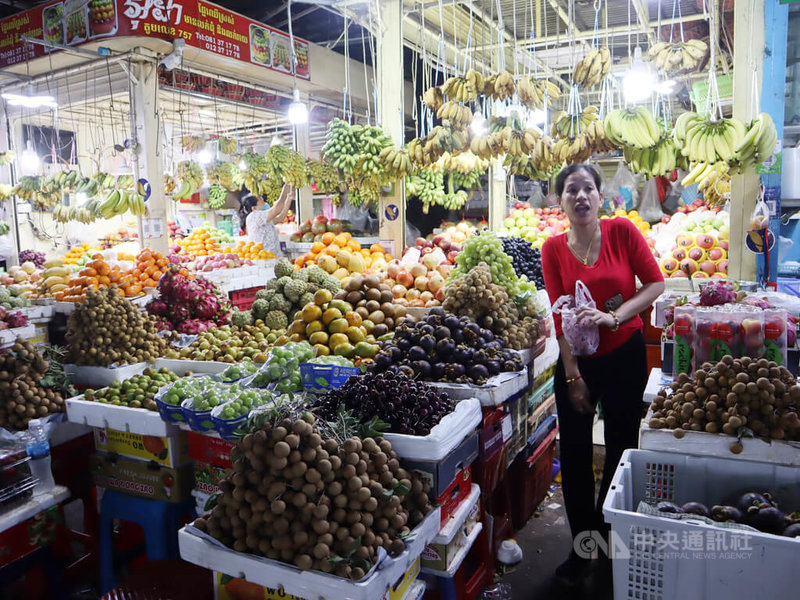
[573, 47, 611, 88]
[731, 112, 778, 172]
[378, 147, 415, 180]
[0, 150, 16, 166]
[307, 159, 341, 198]
[440, 151, 489, 175]
[0, 184, 13, 201]
[239, 152, 271, 196]
[406, 169, 445, 212]
[551, 106, 600, 139]
[180, 135, 206, 152]
[647, 40, 708, 75]
[322, 118, 360, 172]
[604, 107, 661, 150]
[437, 101, 473, 128]
[206, 161, 242, 192]
[208, 182, 227, 209]
[672, 111, 746, 164]
[164, 174, 177, 195]
[217, 137, 238, 155]
[173, 160, 205, 201]
[697, 163, 731, 207]
[483, 70, 516, 101]
[624, 136, 684, 178]
[517, 77, 561, 110]
[96, 187, 146, 218]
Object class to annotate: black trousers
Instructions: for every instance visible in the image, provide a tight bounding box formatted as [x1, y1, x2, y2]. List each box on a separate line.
[554, 330, 648, 541]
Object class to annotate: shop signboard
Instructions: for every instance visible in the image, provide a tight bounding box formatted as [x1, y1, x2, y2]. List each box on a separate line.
[0, 0, 311, 80]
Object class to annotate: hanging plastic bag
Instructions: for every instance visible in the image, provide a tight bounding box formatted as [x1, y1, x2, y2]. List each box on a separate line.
[750, 197, 770, 230]
[552, 281, 600, 356]
[638, 177, 663, 223]
[0, 233, 12, 258]
[604, 162, 639, 213]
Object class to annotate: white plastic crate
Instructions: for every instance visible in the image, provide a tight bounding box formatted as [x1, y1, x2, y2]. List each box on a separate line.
[429, 369, 528, 407]
[66, 395, 181, 437]
[603, 449, 800, 600]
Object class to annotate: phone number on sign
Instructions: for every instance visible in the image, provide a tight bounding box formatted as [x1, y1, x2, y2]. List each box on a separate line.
[196, 32, 240, 58]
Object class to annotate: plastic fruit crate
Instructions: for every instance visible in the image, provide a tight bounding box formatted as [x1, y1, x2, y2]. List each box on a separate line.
[603, 449, 800, 600]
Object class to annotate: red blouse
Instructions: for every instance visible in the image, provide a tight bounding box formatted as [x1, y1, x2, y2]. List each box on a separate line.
[541, 217, 663, 356]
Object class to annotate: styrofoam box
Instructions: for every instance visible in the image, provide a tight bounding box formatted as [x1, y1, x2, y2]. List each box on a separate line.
[179, 507, 441, 600]
[429, 369, 528, 407]
[66, 395, 181, 437]
[384, 398, 481, 462]
[531, 337, 559, 380]
[643, 367, 671, 405]
[432, 483, 481, 546]
[419, 523, 482, 578]
[0, 324, 36, 347]
[640, 409, 800, 466]
[63, 362, 148, 387]
[153, 358, 233, 376]
[604, 448, 800, 600]
[19, 305, 54, 320]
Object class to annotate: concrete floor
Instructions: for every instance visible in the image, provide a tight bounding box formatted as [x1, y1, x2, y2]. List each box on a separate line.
[496, 439, 614, 600]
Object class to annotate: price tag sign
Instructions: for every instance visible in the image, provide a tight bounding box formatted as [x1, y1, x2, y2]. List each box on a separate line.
[142, 218, 164, 240]
[501, 414, 513, 442]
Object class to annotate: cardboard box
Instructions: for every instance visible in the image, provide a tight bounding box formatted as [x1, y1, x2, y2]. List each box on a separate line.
[401, 431, 478, 498]
[421, 530, 468, 572]
[214, 558, 420, 600]
[93, 427, 189, 467]
[194, 461, 230, 496]
[438, 467, 472, 527]
[187, 431, 235, 469]
[91, 453, 193, 502]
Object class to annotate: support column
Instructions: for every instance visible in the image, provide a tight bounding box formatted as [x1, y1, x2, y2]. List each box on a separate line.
[131, 54, 168, 255]
[377, 0, 405, 255]
[729, 0, 765, 281]
[488, 158, 507, 231]
[757, 1, 789, 283]
[294, 97, 313, 223]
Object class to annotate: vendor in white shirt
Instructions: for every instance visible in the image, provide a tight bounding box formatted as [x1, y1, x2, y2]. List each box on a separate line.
[238, 183, 294, 257]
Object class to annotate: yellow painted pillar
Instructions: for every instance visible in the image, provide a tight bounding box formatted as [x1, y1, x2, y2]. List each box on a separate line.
[377, 0, 405, 255]
[729, 0, 765, 281]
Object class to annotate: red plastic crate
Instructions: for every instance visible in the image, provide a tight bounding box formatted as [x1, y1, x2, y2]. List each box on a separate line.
[422, 525, 494, 600]
[229, 286, 263, 311]
[510, 428, 558, 530]
[186, 432, 234, 469]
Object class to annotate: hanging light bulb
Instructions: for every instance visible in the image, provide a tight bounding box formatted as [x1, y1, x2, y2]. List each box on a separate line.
[287, 89, 308, 125]
[2, 88, 57, 109]
[470, 112, 487, 136]
[197, 149, 213, 165]
[20, 140, 39, 172]
[238, 159, 247, 170]
[623, 47, 656, 104]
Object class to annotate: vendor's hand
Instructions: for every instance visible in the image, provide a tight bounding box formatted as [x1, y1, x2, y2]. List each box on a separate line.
[567, 378, 594, 416]
[576, 306, 616, 330]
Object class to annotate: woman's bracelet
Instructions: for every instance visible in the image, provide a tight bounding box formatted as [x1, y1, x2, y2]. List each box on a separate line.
[609, 310, 620, 332]
[565, 374, 583, 385]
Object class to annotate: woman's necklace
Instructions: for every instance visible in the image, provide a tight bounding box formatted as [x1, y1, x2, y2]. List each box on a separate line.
[568, 225, 599, 266]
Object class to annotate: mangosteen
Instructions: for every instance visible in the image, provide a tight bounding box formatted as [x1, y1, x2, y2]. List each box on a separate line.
[388, 346, 403, 362]
[737, 492, 772, 514]
[486, 360, 501, 375]
[451, 329, 464, 344]
[419, 334, 436, 352]
[408, 346, 427, 361]
[469, 364, 489, 382]
[411, 360, 431, 378]
[449, 364, 465, 378]
[444, 316, 460, 330]
[480, 329, 495, 341]
[434, 326, 451, 340]
[396, 338, 412, 352]
[782, 524, 800, 538]
[748, 506, 785, 534]
[397, 365, 415, 378]
[429, 307, 445, 317]
[436, 338, 455, 356]
[710, 505, 743, 523]
[419, 324, 435, 336]
[431, 362, 447, 379]
[374, 353, 392, 370]
[485, 340, 502, 351]
[680, 502, 710, 518]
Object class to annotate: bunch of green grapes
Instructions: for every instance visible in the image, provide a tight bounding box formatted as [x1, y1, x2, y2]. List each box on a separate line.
[449, 231, 520, 295]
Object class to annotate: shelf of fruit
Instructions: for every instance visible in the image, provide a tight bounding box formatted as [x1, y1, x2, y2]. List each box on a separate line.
[498, 204, 569, 249]
[294, 232, 393, 278]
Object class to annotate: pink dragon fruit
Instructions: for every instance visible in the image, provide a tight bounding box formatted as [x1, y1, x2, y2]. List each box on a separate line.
[154, 318, 174, 332]
[699, 281, 737, 306]
[740, 295, 771, 310]
[195, 296, 220, 320]
[147, 300, 169, 317]
[177, 319, 214, 334]
[5, 311, 27, 328]
[168, 304, 191, 323]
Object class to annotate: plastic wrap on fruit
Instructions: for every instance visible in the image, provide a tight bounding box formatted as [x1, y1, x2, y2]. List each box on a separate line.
[552, 280, 599, 356]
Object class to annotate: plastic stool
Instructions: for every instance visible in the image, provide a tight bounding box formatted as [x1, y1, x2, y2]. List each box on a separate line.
[99, 491, 195, 594]
[100, 559, 213, 600]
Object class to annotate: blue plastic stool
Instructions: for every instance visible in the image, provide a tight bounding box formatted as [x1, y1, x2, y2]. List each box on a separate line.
[99, 490, 195, 594]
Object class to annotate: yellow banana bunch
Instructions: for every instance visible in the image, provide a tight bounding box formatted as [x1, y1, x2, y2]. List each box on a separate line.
[583, 120, 618, 154]
[378, 146, 415, 179]
[440, 150, 489, 174]
[217, 137, 238, 155]
[647, 40, 708, 74]
[437, 101, 474, 128]
[440, 69, 484, 103]
[673, 112, 746, 164]
[0, 184, 13, 201]
[503, 128, 541, 157]
[164, 174, 177, 194]
[516, 77, 561, 110]
[551, 106, 599, 139]
[180, 135, 206, 152]
[732, 112, 778, 172]
[483, 70, 515, 101]
[573, 47, 611, 88]
[695, 162, 731, 207]
[423, 86, 444, 111]
[53, 203, 100, 224]
[604, 107, 660, 149]
[468, 134, 503, 161]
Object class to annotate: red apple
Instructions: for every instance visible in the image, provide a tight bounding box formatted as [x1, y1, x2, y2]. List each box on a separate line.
[414, 237, 427, 248]
[716, 259, 728, 274]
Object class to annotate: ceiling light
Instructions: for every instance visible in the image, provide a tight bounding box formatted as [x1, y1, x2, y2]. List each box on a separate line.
[238, 160, 247, 170]
[288, 89, 308, 125]
[470, 113, 487, 136]
[623, 47, 655, 104]
[20, 141, 39, 172]
[197, 149, 213, 165]
[2, 92, 57, 109]
[655, 79, 679, 95]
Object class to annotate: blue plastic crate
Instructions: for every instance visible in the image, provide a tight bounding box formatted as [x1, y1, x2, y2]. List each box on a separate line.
[299, 363, 360, 393]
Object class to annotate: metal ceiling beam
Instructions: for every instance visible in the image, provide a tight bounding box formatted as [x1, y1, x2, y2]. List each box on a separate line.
[630, 0, 657, 46]
[261, 2, 289, 23]
[273, 5, 320, 29]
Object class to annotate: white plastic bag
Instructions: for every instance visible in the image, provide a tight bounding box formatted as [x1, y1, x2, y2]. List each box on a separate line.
[552, 280, 600, 356]
[605, 162, 639, 212]
[638, 177, 663, 223]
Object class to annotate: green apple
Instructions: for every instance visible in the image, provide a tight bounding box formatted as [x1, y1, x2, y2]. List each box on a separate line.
[523, 208, 535, 219]
[527, 216, 540, 228]
[504, 217, 515, 228]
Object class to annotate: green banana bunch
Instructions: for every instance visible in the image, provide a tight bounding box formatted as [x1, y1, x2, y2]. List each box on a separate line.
[624, 136, 683, 178]
[205, 161, 242, 192]
[208, 182, 227, 209]
[239, 152, 270, 196]
[116, 174, 135, 189]
[173, 160, 205, 200]
[604, 107, 661, 149]
[0, 221, 9, 235]
[266, 144, 308, 189]
[0, 150, 16, 166]
[732, 112, 778, 172]
[406, 170, 445, 212]
[322, 118, 360, 172]
[218, 137, 238, 155]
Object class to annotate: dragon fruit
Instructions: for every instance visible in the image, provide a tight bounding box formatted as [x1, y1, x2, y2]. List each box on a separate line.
[147, 300, 169, 317]
[740, 295, 771, 310]
[177, 319, 214, 334]
[154, 317, 174, 332]
[195, 296, 220, 320]
[5, 311, 27, 328]
[168, 304, 191, 323]
[699, 281, 738, 306]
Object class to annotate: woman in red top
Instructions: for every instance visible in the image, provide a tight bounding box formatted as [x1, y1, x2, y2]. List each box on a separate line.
[542, 164, 664, 586]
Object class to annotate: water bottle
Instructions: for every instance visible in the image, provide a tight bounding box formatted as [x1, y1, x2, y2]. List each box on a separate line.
[26, 419, 55, 495]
